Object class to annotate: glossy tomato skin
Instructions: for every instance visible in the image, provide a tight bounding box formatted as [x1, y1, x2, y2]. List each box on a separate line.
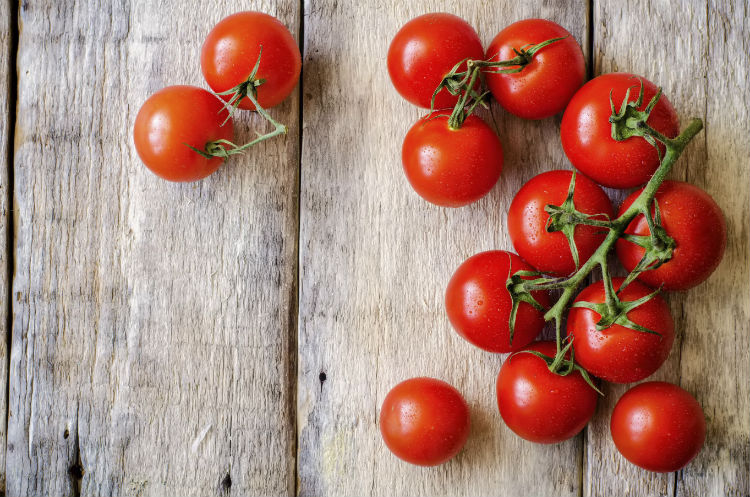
[387, 13, 484, 109]
[561, 73, 680, 188]
[485, 19, 585, 120]
[567, 278, 674, 383]
[379, 377, 470, 466]
[497, 341, 598, 443]
[507, 170, 614, 276]
[446, 251, 550, 353]
[611, 382, 705, 472]
[402, 114, 503, 207]
[133, 85, 233, 182]
[616, 181, 727, 291]
[201, 11, 301, 110]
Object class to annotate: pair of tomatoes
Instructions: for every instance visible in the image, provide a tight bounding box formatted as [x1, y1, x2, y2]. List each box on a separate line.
[389, 15, 585, 207]
[133, 12, 301, 182]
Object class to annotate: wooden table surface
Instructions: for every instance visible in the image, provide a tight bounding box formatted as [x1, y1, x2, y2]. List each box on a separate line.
[1, 0, 748, 495]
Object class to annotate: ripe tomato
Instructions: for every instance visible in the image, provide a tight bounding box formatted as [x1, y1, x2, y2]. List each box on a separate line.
[133, 85, 233, 182]
[484, 19, 585, 120]
[567, 278, 674, 383]
[561, 73, 680, 188]
[201, 12, 301, 110]
[379, 377, 470, 466]
[387, 13, 484, 109]
[507, 170, 613, 276]
[402, 114, 503, 207]
[611, 382, 705, 472]
[445, 251, 550, 353]
[616, 181, 726, 291]
[496, 341, 598, 443]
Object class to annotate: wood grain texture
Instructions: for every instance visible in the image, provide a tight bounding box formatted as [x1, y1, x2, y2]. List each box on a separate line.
[0, 0, 11, 492]
[6, 1, 299, 495]
[297, 1, 589, 495]
[586, 1, 750, 496]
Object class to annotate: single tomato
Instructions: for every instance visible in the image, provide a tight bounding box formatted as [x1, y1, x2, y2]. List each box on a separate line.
[133, 85, 233, 182]
[446, 250, 550, 353]
[387, 13, 484, 109]
[379, 377, 470, 466]
[561, 73, 679, 188]
[611, 381, 705, 472]
[567, 278, 674, 383]
[484, 19, 585, 120]
[201, 11, 301, 110]
[402, 114, 503, 207]
[507, 170, 613, 276]
[496, 341, 598, 443]
[616, 181, 726, 291]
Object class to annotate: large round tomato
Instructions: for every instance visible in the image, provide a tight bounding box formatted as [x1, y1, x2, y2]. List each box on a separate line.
[402, 114, 503, 207]
[484, 19, 585, 120]
[507, 170, 613, 276]
[561, 73, 679, 188]
[446, 251, 550, 353]
[616, 181, 726, 291]
[379, 377, 470, 466]
[387, 13, 484, 109]
[611, 382, 705, 472]
[133, 85, 233, 182]
[567, 278, 674, 383]
[201, 11, 301, 110]
[496, 341, 598, 443]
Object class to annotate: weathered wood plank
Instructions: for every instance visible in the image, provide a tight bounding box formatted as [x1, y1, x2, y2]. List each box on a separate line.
[6, 1, 299, 495]
[298, 1, 589, 495]
[0, 0, 12, 492]
[586, 1, 749, 496]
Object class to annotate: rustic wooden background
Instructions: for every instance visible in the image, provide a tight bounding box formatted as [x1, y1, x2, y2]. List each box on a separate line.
[0, 0, 748, 495]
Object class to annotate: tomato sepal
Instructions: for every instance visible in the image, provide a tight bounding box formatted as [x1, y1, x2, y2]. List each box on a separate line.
[619, 199, 676, 288]
[514, 341, 603, 395]
[505, 267, 548, 345]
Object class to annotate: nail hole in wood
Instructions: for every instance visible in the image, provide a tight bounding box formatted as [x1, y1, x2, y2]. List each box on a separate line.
[63, 429, 70, 439]
[68, 463, 84, 480]
[319, 372, 327, 383]
[221, 473, 232, 490]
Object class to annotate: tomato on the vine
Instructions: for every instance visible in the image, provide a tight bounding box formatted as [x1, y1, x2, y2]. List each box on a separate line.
[507, 170, 613, 276]
[611, 381, 705, 472]
[484, 19, 585, 120]
[445, 250, 549, 353]
[496, 341, 598, 444]
[133, 85, 233, 182]
[402, 114, 503, 207]
[201, 11, 301, 110]
[561, 73, 680, 189]
[387, 13, 484, 109]
[567, 278, 674, 383]
[616, 180, 726, 291]
[379, 377, 470, 466]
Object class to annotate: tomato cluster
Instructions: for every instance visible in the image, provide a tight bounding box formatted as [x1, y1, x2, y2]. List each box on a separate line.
[133, 12, 301, 182]
[381, 14, 724, 474]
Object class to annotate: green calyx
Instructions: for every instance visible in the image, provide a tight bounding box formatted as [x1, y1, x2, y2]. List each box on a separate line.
[516, 340, 603, 395]
[609, 79, 669, 155]
[185, 47, 288, 160]
[430, 36, 567, 129]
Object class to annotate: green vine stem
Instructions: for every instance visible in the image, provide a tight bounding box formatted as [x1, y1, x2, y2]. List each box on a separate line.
[505, 83, 703, 389]
[186, 48, 288, 160]
[431, 37, 567, 129]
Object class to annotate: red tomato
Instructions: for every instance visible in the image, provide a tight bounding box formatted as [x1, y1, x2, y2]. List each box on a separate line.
[611, 382, 705, 472]
[484, 19, 585, 120]
[507, 170, 613, 276]
[616, 181, 726, 291]
[201, 12, 301, 110]
[133, 85, 233, 182]
[387, 13, 484, 109]
[446, 251, 550, 353]
[402, 114, 503, 207]
[561, 73, 679, 188]
[379, 377, 470, 466]
[496, 341, 598, 443]
[567, 278, 674, 383]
